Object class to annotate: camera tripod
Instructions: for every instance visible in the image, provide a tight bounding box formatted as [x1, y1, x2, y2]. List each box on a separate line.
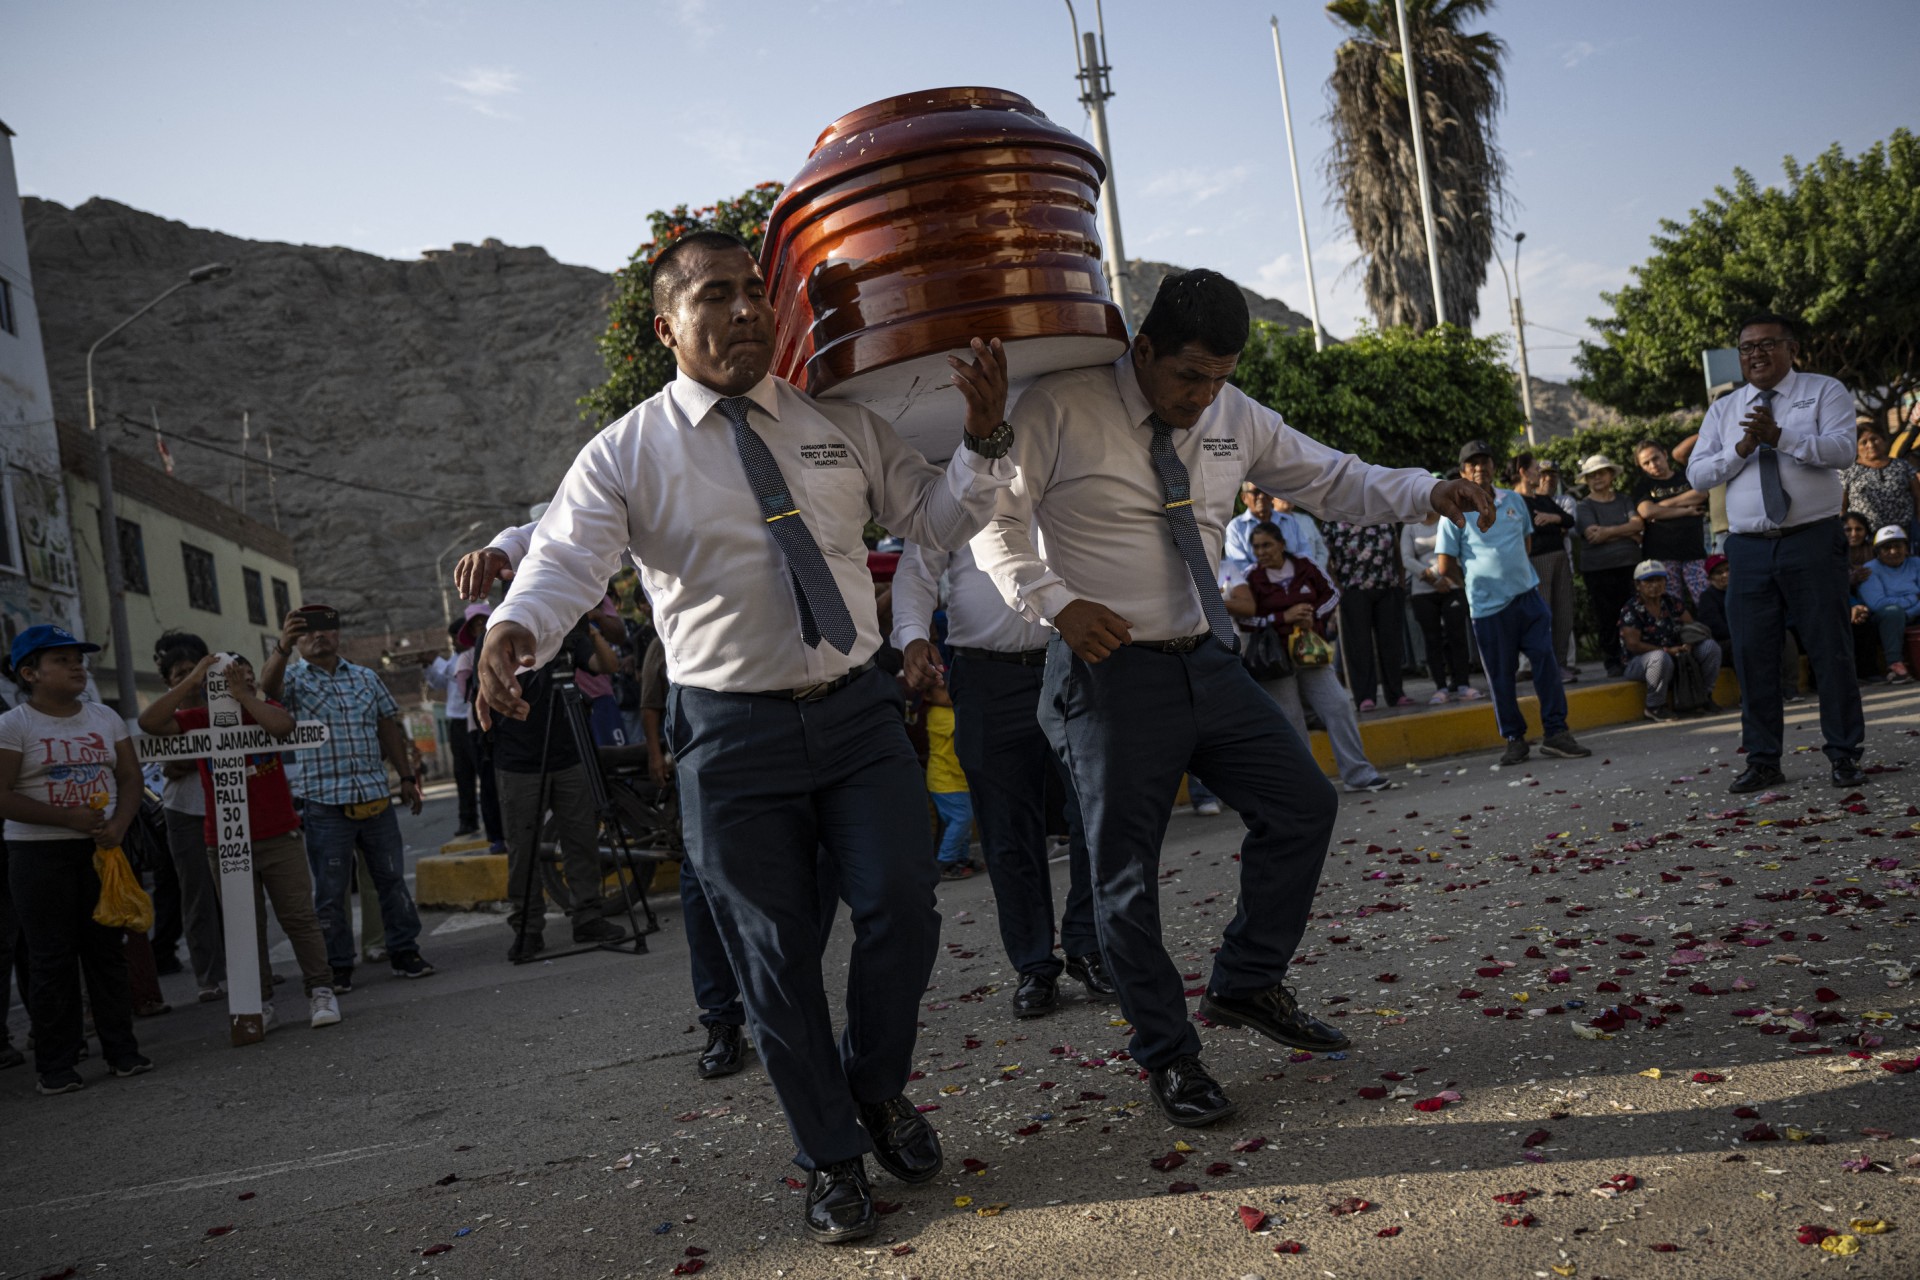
[508, 661, 659, 963]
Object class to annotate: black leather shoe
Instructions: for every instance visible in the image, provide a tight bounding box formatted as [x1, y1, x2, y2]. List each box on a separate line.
[1728, 763, 1787, 794]
[1064, 952, 1118, 998]
[1199, 985, 1351, 1052]
[1831, 760, 1867, 788]
[857, 1095, 944, 1184]
[1012, 973, 1057, 1018]
[1147, 1054, 1237, 1127]
[697, 1024, 745, 1079]
[804, 1158, 876, 1244]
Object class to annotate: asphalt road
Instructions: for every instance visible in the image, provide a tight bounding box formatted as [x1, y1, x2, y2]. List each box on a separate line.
[3, 690, 1917, 1280]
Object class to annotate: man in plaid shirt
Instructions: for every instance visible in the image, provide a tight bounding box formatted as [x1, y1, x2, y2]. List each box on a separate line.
[263, 605, 436, 990]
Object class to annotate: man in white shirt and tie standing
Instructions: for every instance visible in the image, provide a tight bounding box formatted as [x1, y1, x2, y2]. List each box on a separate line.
[973, 269, 1492, 1127]
[1686, 312, 1865, 792]
[475, 231, 1013, 1245]
[890, 541, 1112, 1019]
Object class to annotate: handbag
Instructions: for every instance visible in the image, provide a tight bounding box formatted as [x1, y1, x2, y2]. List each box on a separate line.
[1290, 625, 1335, 668]
[1241, 623, 1295, 681]
[1668, 643, 1710, 713]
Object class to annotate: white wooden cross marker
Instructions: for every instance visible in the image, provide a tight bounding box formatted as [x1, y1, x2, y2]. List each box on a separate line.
[136, 655, 331, 1047]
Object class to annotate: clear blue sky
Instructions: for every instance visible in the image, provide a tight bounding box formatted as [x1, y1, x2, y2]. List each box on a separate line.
[5, 0, 1914, 380]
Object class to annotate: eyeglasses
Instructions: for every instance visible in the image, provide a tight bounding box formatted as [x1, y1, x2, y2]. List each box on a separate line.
[1737, 337, 1791, 355]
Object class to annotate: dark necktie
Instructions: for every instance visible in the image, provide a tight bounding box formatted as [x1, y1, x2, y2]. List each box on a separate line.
[1146, 415, 1238, 650]
[715, 396, 857, 654]
[1753, 388, 1791, 525]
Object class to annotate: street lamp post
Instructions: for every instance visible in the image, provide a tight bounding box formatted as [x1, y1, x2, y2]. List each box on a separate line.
[86, 262, 233, 717]
[1487, 230, 1536, 445]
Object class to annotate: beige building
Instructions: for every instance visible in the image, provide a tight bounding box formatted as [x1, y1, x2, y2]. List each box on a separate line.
[60, 422, 300, 701]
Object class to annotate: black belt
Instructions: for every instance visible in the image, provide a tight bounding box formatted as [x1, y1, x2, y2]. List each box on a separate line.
[750, 658, 876, 701]
[1129, 634, 1211, 653]
[953, 645, 1050, 667]
[1742, 518, 1830, 541]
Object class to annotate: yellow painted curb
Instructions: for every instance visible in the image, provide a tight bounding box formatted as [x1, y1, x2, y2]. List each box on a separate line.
[416, 853, 508, 910]
[439, 836, 491, 856]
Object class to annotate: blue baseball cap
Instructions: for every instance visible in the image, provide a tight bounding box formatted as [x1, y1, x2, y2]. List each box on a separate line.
[10, 624, 101, 669]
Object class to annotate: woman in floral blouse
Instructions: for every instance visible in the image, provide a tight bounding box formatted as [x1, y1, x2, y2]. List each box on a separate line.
[1323, 521, 1410, 711]
[1841, 425, 1920, 536]
[1618, 560, 1722, 723]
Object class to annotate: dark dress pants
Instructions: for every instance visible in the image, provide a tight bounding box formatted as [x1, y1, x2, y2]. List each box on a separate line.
[947, 652, 1097, 979]
[668, 667, 939, 1170]
[8, 839, 141, 1074]
[1410, 591, 1471, 690]
[1337, 586, 1407, 703]
[1038, 637, 1338, 1071]
[1725, 517, 1864, 768]
[679, 845, 841, 1029]
[448, 719, 504, 843]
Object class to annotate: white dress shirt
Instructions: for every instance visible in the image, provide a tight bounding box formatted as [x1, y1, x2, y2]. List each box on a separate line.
[1686, 369, 1855, 534]
[973, 356, 1438, 641]
[487, 521, 535, 564]
[490, 372, 1012, 693]
[891, 540, 1054, 654]
[1222, 508, 1328, 577]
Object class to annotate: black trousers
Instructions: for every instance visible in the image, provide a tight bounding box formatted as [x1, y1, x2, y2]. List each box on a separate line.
[948, 652, 1097, 979]
[669, 668, 938, 1169]
[1726, 518, 1864, 768]
[1409, 591, 1472, 691]
[1337, 586, 1406, 703]
[1582, 566, 1636, 670]
[448, 718, 503, 842]
[8, 839, 140, 1075]
[1039, 638, 1337, 1070]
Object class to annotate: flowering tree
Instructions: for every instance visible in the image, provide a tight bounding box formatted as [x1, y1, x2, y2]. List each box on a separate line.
[579, 181, 785, 425]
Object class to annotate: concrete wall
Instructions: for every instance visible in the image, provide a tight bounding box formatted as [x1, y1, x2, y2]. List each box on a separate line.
[0, 122, 86, 648]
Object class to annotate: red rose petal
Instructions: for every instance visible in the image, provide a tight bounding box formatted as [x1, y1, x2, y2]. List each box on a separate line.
[1412, 1097, 1446, 1113]
[1232, 1136, 1268, 1153]
[671, 1262, 704, 1276]
[421, 1244, 452, 1257]
[1149, 1152, 1186, 1172]
[1815, 987, 1841, 1003]
[1376, 1225, 1402, 1237]
[1168, 1180, 1199, 1194]
[1239, 1205, 1270, 1232]
[1357, 1086, 1389, 1099]
[1522, 1129, 1550, 1148]
[1329, 1197, 1373, 1215]
[1274, 1240, 1305, 1254]
[1690, 1072, 1725, 1084]
[889, 1244, 915, 1257]
[205, 1226, 234, 1238]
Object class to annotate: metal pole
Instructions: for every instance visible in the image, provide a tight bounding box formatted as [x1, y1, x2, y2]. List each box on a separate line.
[1068, 6, 1131, 323]
[83, 264, 231, 718]
[1269, 16, 1324, 351]
[1511, 232, 1536, 443]
[1394, 0, 1447, 328]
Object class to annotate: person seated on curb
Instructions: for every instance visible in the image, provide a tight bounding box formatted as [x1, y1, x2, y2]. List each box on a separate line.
[139, 654, 342, 1032]
[1618, 561, 1724, 722]
[1859, 524, 1920, 685]
[1223, 520, 1396, 793]
[1433, 441, 1592, 766]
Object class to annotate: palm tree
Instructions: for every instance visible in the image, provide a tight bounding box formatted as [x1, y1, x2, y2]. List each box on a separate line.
[1324, 0, 1508, 331]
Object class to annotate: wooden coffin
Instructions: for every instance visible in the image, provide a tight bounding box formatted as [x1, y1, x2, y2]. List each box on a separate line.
[761, 86, 1129, 460]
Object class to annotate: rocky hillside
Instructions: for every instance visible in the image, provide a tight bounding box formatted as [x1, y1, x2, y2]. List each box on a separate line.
[24, 197, 612, 636]
[24, 200, 1607, 633]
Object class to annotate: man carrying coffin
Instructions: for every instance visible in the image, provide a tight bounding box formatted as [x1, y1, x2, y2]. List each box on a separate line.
[475, 231, 1013, 1244]
[973, 269, 1492, 1126]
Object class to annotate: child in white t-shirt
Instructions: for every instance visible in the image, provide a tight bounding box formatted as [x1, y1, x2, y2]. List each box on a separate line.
[0, 625, 148, 1094]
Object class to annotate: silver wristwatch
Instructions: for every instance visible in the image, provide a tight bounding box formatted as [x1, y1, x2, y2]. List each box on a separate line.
[963, 420, 1014, 459]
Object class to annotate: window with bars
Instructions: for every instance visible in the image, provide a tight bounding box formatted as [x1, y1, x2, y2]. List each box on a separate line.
[118, 519, 149, 595]
[243, 566, 267, 625]
[182, 543, 220, 613]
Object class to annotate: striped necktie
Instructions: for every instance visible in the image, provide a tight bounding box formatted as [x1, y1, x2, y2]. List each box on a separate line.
[1146, 415, 1238, 650]
[1752, 388, 1791, 525]
[715, 396, 857, 654]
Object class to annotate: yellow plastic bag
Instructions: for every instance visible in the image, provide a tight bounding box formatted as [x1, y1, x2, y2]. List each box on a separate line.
[87, 794, 154, 933]
[93, 844, 153, 933]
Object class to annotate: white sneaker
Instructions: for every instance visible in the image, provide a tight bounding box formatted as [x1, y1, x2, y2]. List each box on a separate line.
[260, 1002, 277, 1035]
[1454, 686, 1484, 701]
[1194, 800, 1223, 817]
[1428, 690, 1451, 705]
[309, 988, 342, 1029]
